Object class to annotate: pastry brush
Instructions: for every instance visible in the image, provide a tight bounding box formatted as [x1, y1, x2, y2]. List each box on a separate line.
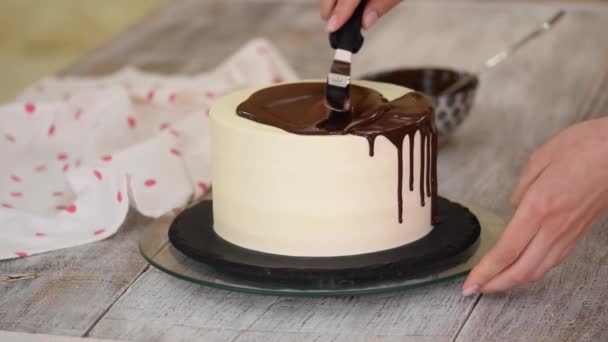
[325, 0, 368, 112]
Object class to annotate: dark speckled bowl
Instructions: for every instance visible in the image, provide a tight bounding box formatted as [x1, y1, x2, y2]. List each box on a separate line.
[361, 67, 479, 138]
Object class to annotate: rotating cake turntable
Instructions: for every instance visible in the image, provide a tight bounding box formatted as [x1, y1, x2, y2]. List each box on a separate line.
[139, 199, 505, 296]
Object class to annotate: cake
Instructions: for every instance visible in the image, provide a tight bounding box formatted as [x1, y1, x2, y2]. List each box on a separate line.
[210, 80, 437, 257]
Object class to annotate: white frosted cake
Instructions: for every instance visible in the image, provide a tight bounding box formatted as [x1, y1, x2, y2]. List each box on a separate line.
[210, 80, 437, 257]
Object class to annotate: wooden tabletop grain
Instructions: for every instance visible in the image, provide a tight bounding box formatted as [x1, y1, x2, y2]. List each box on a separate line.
[1, 1, 607, 341]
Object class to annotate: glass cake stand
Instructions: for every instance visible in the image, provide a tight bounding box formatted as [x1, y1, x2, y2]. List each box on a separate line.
[139, 204, 505, 297]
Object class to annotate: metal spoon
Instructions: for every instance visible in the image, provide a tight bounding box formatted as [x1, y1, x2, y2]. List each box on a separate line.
[439, 10, 566, 95]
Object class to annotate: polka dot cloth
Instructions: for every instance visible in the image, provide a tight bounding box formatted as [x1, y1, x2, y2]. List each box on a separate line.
[0, 38, 298, 260]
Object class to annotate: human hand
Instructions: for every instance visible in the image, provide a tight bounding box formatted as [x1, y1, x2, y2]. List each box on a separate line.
[319, 0, 402, 32]
[463, 117, 608, 295]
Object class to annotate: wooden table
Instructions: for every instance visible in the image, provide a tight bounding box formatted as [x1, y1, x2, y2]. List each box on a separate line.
[1, 1, 607, 341]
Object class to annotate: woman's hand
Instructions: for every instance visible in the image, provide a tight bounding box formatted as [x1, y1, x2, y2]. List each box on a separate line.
[319, 0, 402, 32]
[463, 117, 608, 295]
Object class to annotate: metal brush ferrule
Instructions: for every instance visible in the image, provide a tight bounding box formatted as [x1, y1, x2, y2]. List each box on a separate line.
[327, 73, 351, 88]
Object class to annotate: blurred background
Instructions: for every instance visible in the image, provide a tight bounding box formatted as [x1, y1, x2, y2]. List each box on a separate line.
[0, 0, 604, 104]
[0, 0, 167, 103]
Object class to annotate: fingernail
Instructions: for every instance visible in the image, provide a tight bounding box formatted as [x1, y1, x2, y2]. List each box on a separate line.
[326, 14, 338, 32]
[462, 284, 480, 297]
[363, 11, 379, 29]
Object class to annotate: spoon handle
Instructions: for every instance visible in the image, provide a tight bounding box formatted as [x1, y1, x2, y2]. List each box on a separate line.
[483, 10, 565, 70]
[439, 10, 566, 96]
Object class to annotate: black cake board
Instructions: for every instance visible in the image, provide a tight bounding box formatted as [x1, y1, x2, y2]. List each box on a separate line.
[168, 197, 481, 285]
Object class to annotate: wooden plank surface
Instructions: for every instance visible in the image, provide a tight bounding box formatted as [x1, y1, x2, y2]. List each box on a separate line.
[0, 0, 606, 340]
[456, 72, 608, 342]
[75, 1, 606, 341]
[0, 211, 158, 336]
[0, 330, 120, 342]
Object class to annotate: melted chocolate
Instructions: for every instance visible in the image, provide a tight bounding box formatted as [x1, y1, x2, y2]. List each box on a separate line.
[237, 82, 438, 224]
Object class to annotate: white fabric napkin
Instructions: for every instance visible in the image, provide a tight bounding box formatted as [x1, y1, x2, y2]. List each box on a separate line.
[0, 38, 298, 260]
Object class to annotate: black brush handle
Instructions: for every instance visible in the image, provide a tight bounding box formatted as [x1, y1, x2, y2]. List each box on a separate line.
[329, 0, 368, 53]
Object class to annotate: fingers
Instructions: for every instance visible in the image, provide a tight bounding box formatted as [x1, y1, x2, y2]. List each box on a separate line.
[475, 198, 599, 293]
[320, 0, 337, 20]
[363, 0, 401, 29]
[530, 208, 600, 280]
[462, 189, 545, 295]
[483, 213, 587, 293]
[323, 0, 403, 32]
[325, 0, 361, 32]
[510, 127, 570, 208]
[511, 150, 552, 208]
[529, 239, 575, 281]
[479, 216, 569, 293]
[479, 237, 547, 293]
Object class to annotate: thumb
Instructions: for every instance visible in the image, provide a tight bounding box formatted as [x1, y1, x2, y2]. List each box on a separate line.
[326, 0, 361, 32]
[462, 188, 544, 295]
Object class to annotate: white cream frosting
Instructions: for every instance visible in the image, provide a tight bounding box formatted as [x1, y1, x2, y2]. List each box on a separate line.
[210, 80, 433, 257]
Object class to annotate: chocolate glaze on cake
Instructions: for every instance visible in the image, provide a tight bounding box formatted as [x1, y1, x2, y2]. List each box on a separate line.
[237, 82, 438, 224]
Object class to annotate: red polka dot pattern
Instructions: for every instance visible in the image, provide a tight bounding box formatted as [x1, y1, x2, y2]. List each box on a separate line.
[63, 205, 77, 213]
[147, 90, 155, 102]
[25, 103, 36, 114]
[257, 46, 268, 55]
[128, 117, 137, 128]
[144, 179, 157, 187]
[0, 40, 289, 259]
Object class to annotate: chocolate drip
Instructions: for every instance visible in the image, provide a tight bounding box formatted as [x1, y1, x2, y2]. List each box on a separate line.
[408, 134, 415, 192]
[420, 131, 426, 207]
[426, 131, 431, 198]
[237, 82, 437, 224]
[431, 127, 439, 224]
[396, 139, 404, 223]
[367, 136, 376, 157]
